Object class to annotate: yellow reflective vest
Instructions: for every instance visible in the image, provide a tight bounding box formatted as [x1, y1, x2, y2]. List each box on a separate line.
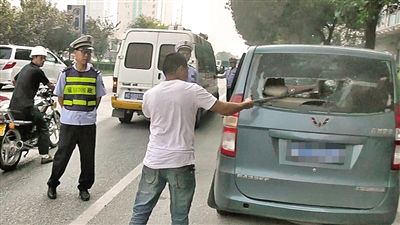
[63, 67, 98, 111]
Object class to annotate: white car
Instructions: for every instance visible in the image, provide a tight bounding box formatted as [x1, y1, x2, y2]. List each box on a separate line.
[0, 45, 66, 89]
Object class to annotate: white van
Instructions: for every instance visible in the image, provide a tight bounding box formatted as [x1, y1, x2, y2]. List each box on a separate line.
[0, 45, 66, 88]
[111, 28, 219, 124]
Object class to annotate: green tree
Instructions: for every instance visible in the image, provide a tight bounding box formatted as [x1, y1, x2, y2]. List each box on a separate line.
[86, 18, 118, 61]
[0, 0, 17, 44]
[1, 0, 77, 53]
[332, 0, 399, 49]
[229, 0, 398, 49]
[129, 15, 168, 29]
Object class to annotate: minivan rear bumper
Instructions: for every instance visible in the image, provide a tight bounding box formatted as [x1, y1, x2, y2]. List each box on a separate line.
[111, 96, 142, 110]
[213, 155, 399, 225]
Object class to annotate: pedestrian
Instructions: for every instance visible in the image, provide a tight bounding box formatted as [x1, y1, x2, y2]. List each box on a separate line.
[46, 35, 107, 201]
[9, 46, 54, 164]
[175, 40, 198, 83]
[129, 52, 253, 225]
[225, 57, 238, 101]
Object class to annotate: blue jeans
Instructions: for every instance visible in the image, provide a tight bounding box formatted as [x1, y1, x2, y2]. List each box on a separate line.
[129, 165, 196, 225]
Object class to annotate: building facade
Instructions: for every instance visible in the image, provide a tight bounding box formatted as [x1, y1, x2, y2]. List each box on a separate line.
[115, 0, 183, 39]
[376, 9, 400, 67]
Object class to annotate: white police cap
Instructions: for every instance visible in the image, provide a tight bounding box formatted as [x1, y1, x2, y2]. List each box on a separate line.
[175, 40, 193, 52]
[70, 35, 94, 50]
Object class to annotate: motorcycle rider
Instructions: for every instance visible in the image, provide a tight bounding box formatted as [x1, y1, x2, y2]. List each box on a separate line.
[9, 46, 54, 164]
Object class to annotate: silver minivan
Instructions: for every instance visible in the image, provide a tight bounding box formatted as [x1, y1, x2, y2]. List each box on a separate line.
[208, 45, 400, 225]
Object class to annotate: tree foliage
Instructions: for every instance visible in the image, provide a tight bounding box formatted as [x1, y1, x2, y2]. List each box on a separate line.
[129, 15, 168, 29]
[229, 0, 399, 49]
[332, 0, 399, 49]
[86, 18, 118, 61]
[0, 0, 17, 44]
[0, 0, 78, 54]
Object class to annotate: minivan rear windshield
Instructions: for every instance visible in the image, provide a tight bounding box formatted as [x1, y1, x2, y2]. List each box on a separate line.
[0, 47, 12, 59]
[248, 53, 394, 114]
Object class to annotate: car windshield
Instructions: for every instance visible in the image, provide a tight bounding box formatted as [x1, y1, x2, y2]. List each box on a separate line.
[248, 53, 394, 114]
[0, 47, 12, 59]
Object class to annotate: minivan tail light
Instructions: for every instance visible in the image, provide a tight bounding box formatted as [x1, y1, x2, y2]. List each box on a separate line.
[392, 103, 400, 170]
[220, 93, 243, 157]
[2, 62, 16, 70]
[112, 77, 118, 93]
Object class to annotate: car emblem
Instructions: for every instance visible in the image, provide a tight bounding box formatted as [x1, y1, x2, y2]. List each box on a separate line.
[311, 117, 329, 127]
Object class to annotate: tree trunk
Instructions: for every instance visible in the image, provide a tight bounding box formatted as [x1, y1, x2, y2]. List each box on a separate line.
[364, 1, 384, 49]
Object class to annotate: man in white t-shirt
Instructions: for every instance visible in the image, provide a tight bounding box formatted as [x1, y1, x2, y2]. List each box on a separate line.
[129, 53, 253, 225]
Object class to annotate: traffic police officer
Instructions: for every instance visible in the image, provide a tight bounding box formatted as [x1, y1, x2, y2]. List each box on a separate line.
[175, 40, 198, 83]
[224, 57, 238, 101]
[47, 35, 107, 201]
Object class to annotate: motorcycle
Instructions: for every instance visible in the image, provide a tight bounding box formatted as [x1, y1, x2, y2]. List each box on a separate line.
[0, 87, 60, 171]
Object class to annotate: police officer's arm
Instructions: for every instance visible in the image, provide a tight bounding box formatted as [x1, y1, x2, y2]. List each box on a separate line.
[210, 98, 253, 116]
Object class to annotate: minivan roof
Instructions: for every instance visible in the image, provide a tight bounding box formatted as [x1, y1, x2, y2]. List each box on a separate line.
[0, 44, 35, 49]
[124, 28, 195, 35]
[252, 45, 394, 60]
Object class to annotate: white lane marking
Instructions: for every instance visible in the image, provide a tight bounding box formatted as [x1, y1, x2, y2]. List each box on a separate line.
[69, 163, 143, 225]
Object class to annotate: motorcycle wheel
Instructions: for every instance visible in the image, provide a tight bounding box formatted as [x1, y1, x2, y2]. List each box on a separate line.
[0, 128, 22, 172]
[49, 111, 60, 148]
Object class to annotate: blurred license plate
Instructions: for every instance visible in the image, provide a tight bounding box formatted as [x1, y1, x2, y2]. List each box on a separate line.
[0, 124, 6, 136]
[124, 92, 143, 100]
[287, 142, 346, 164]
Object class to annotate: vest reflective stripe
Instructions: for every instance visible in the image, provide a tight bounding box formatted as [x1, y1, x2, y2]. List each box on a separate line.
[64, 99, 97, 106]
[66, 77, 96, 83]
[64, 85, 97, 95]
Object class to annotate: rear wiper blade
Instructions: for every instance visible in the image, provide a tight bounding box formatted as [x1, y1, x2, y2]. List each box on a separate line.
[253, 88, 314, 104]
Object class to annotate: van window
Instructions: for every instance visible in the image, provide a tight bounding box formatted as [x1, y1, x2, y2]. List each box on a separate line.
[0, 47, 12, 59]
[125, 43, 153, 70]
[158, 44, 175, 70]
[248, 53, 394, 114]
[15, 48, 31, 60]
[195, 43, 216, 73]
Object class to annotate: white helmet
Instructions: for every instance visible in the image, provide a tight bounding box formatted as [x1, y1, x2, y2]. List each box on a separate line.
[30, 46, 47, 58]
[175, 40, 193, 52]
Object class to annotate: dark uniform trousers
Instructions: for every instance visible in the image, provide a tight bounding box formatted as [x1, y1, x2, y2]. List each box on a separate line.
[47, 123, 96, 191]
[22, 106, 50, 155]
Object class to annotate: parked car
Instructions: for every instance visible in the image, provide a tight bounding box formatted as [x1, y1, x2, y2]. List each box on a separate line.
[208, 45, 400, 225]
[0, 45, 66, 88]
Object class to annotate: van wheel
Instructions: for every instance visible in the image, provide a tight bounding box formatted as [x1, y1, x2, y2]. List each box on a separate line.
[195, 109, 202, 128]
[119, 111, 133, 123]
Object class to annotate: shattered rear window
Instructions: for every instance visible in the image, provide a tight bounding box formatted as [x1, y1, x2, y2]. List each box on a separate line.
[248, 53, 394, 114]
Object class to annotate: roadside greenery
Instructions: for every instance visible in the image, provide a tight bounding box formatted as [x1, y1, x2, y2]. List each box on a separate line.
[128, 15, 168, 29]
[228, 0, 399, 49]
[0, 0, 117, 60]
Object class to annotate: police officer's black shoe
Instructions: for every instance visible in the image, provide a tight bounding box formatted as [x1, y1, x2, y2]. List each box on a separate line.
[79, 189, 90, 201]
[47, 186, 57, 199]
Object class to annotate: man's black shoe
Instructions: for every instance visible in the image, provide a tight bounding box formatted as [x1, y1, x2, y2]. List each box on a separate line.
[79, 189, 90, 201]
[47, 186, 57, 199]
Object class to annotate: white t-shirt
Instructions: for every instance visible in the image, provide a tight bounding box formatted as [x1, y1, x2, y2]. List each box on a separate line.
[142, 80, 217, 169]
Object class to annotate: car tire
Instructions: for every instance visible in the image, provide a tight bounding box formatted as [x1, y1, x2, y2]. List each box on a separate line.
[119, 111, 133, 123]
[216, 209, 231, 216]
[207, 173, 217, 208]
